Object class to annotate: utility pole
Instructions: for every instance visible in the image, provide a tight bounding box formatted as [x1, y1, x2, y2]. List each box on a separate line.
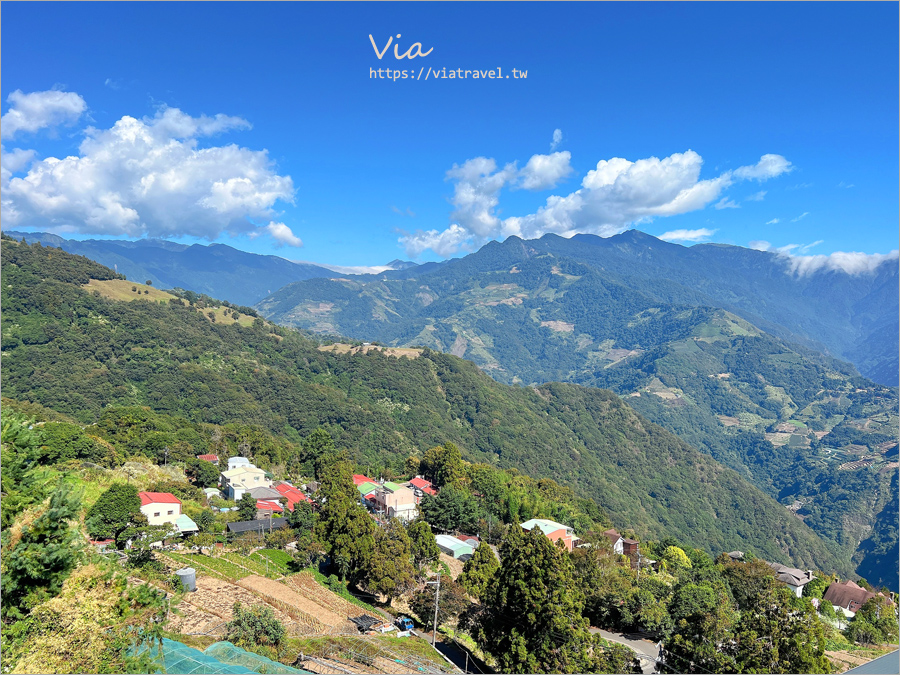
[426, 574, 441, 646]
[164, 446, 169, 467]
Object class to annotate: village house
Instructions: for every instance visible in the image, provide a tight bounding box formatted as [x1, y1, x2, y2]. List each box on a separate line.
[823, 579, 895, 618]
[272, 481, 313, 511]
[220, 464, 271, 500]
[766, 562, 815, 597]
[138, 491, 198, 539]
[370, 482, 418, 521]
[196, 453, 219, 465]
[227, 456, 252, 471]
[521, 518, 579, 552]
[406, 476, 437, 503]
[603, 528, 639, 556]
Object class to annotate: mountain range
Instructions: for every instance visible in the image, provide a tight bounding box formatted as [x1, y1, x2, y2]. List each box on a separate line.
[4, 230, 411, 307]
[1, 235, 861, 581]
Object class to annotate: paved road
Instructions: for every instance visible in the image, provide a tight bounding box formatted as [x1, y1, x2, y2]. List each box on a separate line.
[590, 628, 660, 674]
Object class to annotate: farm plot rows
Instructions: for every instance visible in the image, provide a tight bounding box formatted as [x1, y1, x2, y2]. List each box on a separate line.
[238, 575, 350, 631]
[284, 573, 364, 620]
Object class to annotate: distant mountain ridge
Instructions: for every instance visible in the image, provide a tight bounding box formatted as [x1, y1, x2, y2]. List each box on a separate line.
[254, 231, 899, 588]
[3, 231, 417, 307]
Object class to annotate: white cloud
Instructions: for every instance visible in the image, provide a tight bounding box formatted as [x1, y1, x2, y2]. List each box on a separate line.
[733, 153, 793, 181]
[518, 151, 573, 190]
[750, 240, 898, 276]
[746, 190, 767, 201]
[659, 228, 718, 243]
[391, 205, 415, 216]
[837, 181, 855, 188]
[2, 102, 294, 241]
[787, 182, 813, 190]
[445, 157, 518, 237]
[399, 223, 473, 258]
[264, 222, 302, 247]
[550, 128, 563, 150]
[791, 212, 810, 222]
[1, 89, 87, 139]
[0, 146, 36, 182]
[766, 218, 780, 225]
[714, 197, 740, 210]
[402, 148, 793, 257]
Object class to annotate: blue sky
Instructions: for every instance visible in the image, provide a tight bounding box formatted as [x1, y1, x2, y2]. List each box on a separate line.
[2, 1, 897, 272]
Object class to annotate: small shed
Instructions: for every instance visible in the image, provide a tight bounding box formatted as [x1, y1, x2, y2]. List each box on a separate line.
[435, 534, 474, 559]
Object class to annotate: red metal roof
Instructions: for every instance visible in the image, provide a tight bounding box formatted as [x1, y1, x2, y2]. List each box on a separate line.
[256, 500, 284, 512]
[273, 483, 312, 510]
[353, 474, 376, 486]
[197, 454, 219, 462]
[139, 492, 182, 506]
[409, 477, 433, 489]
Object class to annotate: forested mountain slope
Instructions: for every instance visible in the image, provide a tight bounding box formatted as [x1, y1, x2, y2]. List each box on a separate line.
[0, 237, 852, 576]
[255, 235, 899, 588]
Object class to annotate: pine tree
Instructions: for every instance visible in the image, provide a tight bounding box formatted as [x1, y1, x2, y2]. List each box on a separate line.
[472, 526, 627, 673]
[1, 483, 83, 620]
[84, 482, 142, 546]
[313, 456, 375, 580]
[364, 519, 416, 600]
[459, 541, 499, 599]
[408, 519, 440, 570]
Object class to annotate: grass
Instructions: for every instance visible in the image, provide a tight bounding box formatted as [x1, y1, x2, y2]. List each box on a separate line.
[83, 279, 256, 326]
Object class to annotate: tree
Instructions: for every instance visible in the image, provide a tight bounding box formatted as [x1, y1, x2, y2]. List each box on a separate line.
[471, 525, 614, 674]
[410, 573, 470, 628]
[185, 458, 220, 487]
[314, 456, 375, 580]
[420, 442, 464, 488]
[85, 482, 143, 546]
[237, 493, 257, 521]
[721, 558, 777, 611]
[1, 483, 83, 621]
[408, 520, 440, 570]
[662, 545, 692, 570]
[287, 501, 316, 531]
[459, 541, 499, 600]
[419, 484, 480, 533]
[802, 575, 828, 599]
[224, 602, 286, 649]
[364, 519, 416, 600]
[847, 595, 899, 645]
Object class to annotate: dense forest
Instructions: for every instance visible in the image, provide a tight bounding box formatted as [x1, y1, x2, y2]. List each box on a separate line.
[0, 237, 853, 575]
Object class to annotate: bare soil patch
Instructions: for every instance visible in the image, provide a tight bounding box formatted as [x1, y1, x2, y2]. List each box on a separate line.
[239, 575, 347, 628]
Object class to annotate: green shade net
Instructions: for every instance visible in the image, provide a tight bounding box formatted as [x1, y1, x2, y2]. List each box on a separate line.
[134, 638, 310, 674]
[205, 642, 310, 674]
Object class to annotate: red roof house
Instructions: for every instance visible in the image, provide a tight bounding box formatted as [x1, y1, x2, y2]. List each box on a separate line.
[353, 474, 377, 486]
[824, 580, 894, 615]
[408, 476, 438, 495]
[273, 482, 312, 511]
[196, 454, 219, 464]
[139, 492, 182, 507]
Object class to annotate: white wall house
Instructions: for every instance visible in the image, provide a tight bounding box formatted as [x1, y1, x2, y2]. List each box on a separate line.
[220, 465, 271, 500]
[139, 491, 182, 526]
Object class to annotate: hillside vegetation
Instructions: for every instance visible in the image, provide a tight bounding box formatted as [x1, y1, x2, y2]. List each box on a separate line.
[0, 237, 852, 575]
[255, 235, 898, 588]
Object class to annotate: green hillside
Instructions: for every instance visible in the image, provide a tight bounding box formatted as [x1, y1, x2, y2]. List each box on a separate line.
[0, 237, 852, 576]
[254, 243, 899, 588]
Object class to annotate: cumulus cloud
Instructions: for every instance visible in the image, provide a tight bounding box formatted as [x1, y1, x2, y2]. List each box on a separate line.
[0, 146, 36, 182]
[518, 151, 573, 190]
[714, 197, 739, 209]
[2, 102, 295, 243]
[264, 222, 302, 247]
[659, 228, 718, 243]
[1, 89, 87, 139]
[746, 190, 767, 201]
[750, 240, 898, 276]
[733, 153, 793, 181]
[401, 148, 794, 257]
[399, 223, 473, 258]
[550, 128, 563, 150]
